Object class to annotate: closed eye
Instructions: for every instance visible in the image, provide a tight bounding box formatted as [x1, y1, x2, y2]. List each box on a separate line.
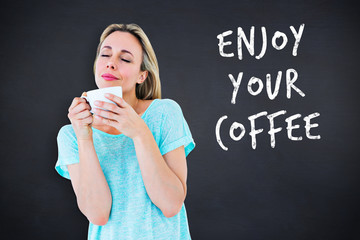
[100, 54, 130, 63]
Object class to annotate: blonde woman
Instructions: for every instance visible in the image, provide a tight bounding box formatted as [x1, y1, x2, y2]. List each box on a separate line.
[55, 23, 195, 239]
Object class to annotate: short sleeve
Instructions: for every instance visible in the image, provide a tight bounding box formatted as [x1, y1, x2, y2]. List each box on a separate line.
[159, 99, 195, 157]
[55, 125, 80, 180]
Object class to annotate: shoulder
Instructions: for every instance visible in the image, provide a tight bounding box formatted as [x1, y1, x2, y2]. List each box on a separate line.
[58, 124, 75, 134]
[142, 99, 186, 125]
[153, 98, 183, 114]
[57, 124, 76, 141]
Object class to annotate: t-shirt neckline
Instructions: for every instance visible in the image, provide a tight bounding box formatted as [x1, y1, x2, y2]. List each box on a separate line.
[91, 98, 159, 137]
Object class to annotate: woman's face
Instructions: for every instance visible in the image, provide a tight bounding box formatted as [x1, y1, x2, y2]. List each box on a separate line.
[95, 31, 146, 94]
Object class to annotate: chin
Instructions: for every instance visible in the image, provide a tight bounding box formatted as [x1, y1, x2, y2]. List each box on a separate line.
[97, 82, 121, 89]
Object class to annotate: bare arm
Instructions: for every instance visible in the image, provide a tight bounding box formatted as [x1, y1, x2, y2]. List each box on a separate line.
[67, 95, 112, 226]
[67, 139, 112, 226]
[133, 128, 188, 218]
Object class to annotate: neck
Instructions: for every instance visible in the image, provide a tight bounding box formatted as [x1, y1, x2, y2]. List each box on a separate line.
[123, 92, 139, 111]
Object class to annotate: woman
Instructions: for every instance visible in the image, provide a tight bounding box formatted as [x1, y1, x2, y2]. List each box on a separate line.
[55, 23, 195, 239]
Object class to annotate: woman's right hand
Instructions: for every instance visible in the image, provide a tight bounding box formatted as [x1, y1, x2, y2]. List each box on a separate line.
[68, 92, 93, 140]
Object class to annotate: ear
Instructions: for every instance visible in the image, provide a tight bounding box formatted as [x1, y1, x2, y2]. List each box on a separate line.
[137, 71, 148, 84]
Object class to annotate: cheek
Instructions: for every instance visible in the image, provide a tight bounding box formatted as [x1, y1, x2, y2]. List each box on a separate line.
[95, 60, 107, 79]
[94, 61, 102, 84]
[95, 59, 103, 73]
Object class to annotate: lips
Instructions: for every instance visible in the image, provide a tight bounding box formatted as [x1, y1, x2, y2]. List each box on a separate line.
[101, 73, 119, 81]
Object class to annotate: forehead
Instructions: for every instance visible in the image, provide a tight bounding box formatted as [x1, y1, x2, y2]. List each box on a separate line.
[101, 31, 143, 56]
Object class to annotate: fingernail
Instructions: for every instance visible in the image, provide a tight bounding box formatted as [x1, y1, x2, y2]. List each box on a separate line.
[94, 101, 100, 105]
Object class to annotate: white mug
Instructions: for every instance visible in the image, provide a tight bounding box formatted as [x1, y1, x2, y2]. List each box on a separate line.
[81, 86, 122, 113]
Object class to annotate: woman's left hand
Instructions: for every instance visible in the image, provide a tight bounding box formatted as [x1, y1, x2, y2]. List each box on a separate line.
[92, 93, 147, 139]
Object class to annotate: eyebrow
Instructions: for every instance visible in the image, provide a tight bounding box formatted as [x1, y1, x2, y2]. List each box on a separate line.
[101, 46, 134, 56]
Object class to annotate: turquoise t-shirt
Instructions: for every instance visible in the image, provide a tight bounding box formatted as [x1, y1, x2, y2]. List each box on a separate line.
[55, 98, 195, 240]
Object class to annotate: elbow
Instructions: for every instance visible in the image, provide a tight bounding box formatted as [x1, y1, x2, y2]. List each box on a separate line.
[82, 208, 110, 226]
[163, 211, 179, 219]
[162, 202, 183, 218]
[161, 190, 187, 218]
[89, 215, 109, 226]
[77, 200, 111, 226]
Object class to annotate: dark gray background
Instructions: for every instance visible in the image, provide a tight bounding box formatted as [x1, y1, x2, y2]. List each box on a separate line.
[1, 0, 359, 239]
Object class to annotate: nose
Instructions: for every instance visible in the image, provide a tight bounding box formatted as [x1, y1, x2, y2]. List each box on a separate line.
[106, 60, 117, 70]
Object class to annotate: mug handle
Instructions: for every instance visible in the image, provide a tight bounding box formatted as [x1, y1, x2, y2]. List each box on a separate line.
[81, 92, 89, 103]
[80, 92, 92, 114]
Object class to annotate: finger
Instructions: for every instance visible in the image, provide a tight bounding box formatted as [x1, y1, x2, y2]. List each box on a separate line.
[68, 108, 90, 121]
[69, 97, 87, 112]
[94, 101, 121, 114]
[94, 114, 116, 128]
[81, 115, 93, 125]
[68, 98, 80, 112]
[70, 102, 91, 115]
[71, 102, 91, 115]
[93, 108, 119, 120]
[75, 110, 92, 120]
[92, 114, 101, 125]
[104, 93, 128, 108]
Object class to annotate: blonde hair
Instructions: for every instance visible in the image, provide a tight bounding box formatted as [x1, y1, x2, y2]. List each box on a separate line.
[94, 23, 161, 100]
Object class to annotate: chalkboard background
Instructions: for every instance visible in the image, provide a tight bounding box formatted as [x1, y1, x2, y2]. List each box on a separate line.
[1, 0, 359, 239]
